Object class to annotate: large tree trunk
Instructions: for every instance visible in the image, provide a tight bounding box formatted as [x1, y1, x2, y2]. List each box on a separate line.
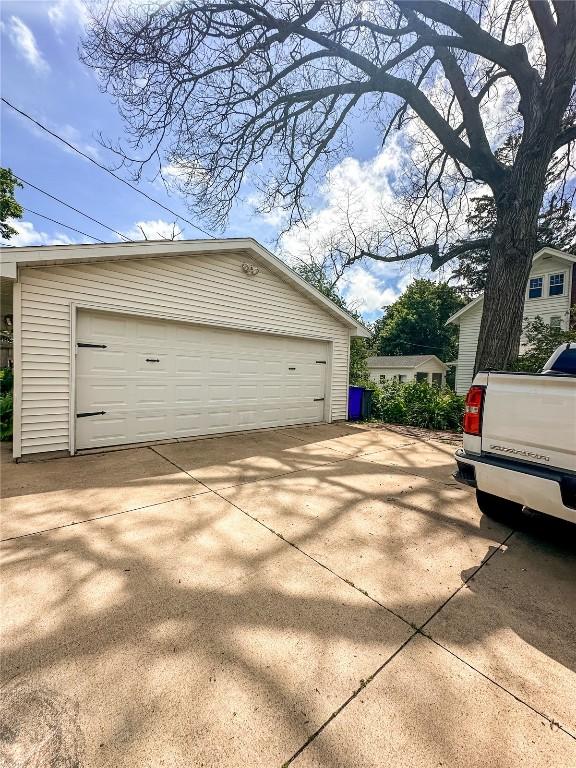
[474, 192, 540, 372]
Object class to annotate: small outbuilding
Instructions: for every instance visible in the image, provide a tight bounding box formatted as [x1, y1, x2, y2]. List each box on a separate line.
[0, 238, 369, 459]
[367, 355, 448, 386]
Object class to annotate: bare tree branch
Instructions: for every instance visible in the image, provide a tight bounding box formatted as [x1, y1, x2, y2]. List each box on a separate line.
[553, 123, 576, 151]
[528, 0, 557, 56]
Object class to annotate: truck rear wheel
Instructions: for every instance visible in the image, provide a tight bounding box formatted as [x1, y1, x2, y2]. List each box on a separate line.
[475, 489, 523, 521]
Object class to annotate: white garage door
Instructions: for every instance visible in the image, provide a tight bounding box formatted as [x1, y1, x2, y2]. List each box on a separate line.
[75, 310, 328, 450]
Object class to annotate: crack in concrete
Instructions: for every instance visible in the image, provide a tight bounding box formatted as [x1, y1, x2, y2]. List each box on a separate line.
[280, 629, 421, 767]
[0, 488, 214, 542]
[422, 633, 576, 742]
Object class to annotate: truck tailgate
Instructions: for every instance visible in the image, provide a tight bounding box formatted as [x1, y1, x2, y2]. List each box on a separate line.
[481, 372, 576, 472]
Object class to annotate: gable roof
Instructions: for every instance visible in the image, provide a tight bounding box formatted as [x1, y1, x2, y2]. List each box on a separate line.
[446, 247, 576, 325]
[0, 237, 370, 337]
[367, 354, 448, 370]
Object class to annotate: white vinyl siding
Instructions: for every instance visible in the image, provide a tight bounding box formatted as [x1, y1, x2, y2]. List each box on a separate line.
[455, 300, 483, 394]
[453, 255, 573, 394]
[368, 358, 447, 385]
[18, 251, 351, 455]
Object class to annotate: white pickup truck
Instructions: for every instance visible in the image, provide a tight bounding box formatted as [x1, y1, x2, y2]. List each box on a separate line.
[454, 343, 576, 524]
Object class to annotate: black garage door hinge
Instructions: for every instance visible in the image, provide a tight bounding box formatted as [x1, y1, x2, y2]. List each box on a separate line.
[315, 360, 327, 364]
[313, 397, 325, 402]
[77, 411, 106, 418]
[77, 342, 107, 348]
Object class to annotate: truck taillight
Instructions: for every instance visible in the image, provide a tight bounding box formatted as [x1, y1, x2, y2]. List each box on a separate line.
[463, 385, 485, 435]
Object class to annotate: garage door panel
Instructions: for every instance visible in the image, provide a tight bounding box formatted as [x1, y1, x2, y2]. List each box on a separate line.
[173, 411, 204, 433]
[175, 384, 205, 404]
[237, 359, 260, 375]
[236, 383, 259, 400]
[174, 354, 202, 373]
[135, 383, 170, 406]
[134, 353, 169, 373]
[77, 382, 130, 409]
[208, 357, 235, 375]
[134, 414, 170, 437]
[76, 349, 128, 376]
[81, 313, 131, 342]
[76, 416, 128, 448]
[75, 311, 328, 449]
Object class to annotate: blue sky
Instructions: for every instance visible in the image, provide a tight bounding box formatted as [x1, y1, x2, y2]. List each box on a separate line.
[1, 0, 417, 321]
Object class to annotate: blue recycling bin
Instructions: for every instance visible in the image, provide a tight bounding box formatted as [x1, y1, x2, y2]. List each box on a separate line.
[348, 386, 364, 421]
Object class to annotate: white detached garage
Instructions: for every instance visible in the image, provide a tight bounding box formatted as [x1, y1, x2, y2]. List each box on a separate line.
[1, 238, 368, 458]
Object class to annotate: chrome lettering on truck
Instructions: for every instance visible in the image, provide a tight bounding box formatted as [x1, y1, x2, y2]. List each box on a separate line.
[489, 445, 550, 462]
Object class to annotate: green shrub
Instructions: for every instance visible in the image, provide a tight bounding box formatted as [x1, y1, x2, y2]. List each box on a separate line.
[0, 367, 13, 395]
[370, 379, 465, 432]
[0, 368, 13, 441]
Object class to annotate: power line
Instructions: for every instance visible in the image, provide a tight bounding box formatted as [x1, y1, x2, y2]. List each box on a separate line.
[2, 97, 216, 239]
[14, 174, 131, 242]
[23, 208, 107, 243]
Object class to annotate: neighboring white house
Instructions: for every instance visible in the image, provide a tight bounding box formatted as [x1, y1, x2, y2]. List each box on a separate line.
[367, 355, 449, 386]
[0, 238, 369, 459]
[447, 247, 575, 394]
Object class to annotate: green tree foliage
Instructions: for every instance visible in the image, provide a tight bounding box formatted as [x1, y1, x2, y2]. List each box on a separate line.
[292, 261, 369, 385]
[370, 280, 465, 362]
[511, 315, 576, 373]
[453, 195, 576, 295]
[0, 369, 14, 441]
[292, 262, 348, 310]
[0, 168, 23, 241]
[370, 380, 464, 432]
[349, 337, 369, 387]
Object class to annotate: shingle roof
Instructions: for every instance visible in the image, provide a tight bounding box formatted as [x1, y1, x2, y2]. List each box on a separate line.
[367, 355, 444, 368]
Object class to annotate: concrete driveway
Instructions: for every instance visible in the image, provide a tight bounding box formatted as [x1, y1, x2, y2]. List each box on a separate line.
[1, 423, 575, 767]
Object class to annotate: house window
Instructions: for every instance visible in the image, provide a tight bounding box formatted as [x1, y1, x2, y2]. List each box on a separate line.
[415, 371, 428, 382]
[549, 273, 564, 296]
[550, 316, 562, 329]
[397, 374, 406, 383]
[431, 373, 443, 387]
[379, 374, 386, 384]
[528, 277, 543, 298]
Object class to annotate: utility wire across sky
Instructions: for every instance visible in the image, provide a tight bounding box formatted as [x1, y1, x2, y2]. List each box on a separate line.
[14, 174, 132, 242]
[22, 208, 108, 243]
[2, 96, 216, 240]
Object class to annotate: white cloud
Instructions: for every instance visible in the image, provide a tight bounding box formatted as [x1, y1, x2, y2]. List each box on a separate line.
[5, 16, 50, 73]
[340, 264, 402, 315]
[280, 139, 403, 263]
[2, 219, 74, 247]
[161, 164, 189, 180]
[125, 219, 184, 241]
[48, 0, 90, 31]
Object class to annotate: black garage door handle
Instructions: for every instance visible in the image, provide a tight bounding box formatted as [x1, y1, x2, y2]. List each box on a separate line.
[77, 411, 106, 418]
